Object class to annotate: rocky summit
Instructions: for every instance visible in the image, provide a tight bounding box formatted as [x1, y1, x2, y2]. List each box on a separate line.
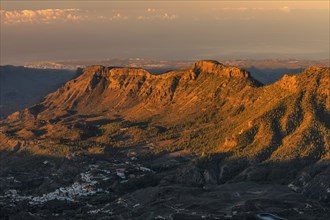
[0, 60, 330, 219]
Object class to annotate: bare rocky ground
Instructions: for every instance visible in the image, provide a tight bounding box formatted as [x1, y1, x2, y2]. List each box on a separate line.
[0, 146, 329, 220]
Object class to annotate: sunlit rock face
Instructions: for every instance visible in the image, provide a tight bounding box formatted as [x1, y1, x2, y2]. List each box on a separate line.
[0, 61, 329, 219]
[192, 60, 250, 78]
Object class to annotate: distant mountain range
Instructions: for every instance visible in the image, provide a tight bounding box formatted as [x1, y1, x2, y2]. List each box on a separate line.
[24, 58, 329, 70]
[25, 58, 328, 83]
[0, 66, 76, 119]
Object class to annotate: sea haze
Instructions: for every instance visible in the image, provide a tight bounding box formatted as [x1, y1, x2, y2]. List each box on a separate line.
[1, 1, 329, 64]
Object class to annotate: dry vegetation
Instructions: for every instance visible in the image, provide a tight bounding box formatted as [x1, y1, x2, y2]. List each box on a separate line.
[1, 61, 329, 178]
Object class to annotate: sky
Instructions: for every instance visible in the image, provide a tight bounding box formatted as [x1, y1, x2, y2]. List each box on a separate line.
[1, 1, 329, 65]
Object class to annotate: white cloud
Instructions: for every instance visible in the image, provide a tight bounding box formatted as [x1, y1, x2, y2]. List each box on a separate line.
[1, 9, 83, 24]
[137, 8, 176, 20]
[109, 13, 128, 21]
[147, 8, 157, 13]
[0, 9, 130, 25]
[162, 13, 176, 20]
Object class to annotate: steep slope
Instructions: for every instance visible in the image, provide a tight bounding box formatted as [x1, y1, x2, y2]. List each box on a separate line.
[1, 61, 330, 217]
[216, 66, 330, 160]
[2, 61, 261, 146]
[12, 60, 259, 120]
[1, 61, 328, 160]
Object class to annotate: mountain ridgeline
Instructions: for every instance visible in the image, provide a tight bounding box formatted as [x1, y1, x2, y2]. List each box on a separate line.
[1, 60, 330, 200]
[3, 61, 330, 157]
[1, 60, 330, 219]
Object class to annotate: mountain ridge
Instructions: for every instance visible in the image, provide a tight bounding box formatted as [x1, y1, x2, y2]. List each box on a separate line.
[5, 60, 261, 123]
[1, 60, 330, 215]
[1, 60, 329, 165]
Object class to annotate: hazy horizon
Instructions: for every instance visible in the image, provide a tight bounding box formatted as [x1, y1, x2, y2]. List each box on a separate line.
[1, 1, 329, 65]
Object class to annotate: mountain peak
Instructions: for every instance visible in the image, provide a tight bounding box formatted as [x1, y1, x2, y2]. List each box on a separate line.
[275, 65, 330, 93]
[192, 60, 224, 72]
[305, 66, 330, 73]
[83, 65, 150, 77]
[192, 60, 250, 79]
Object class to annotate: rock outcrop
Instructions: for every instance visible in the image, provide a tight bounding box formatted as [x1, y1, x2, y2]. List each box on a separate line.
[192, 60, 251, 78]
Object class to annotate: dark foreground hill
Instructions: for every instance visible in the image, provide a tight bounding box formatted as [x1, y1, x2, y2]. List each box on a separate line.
[0, 60, 329, 219]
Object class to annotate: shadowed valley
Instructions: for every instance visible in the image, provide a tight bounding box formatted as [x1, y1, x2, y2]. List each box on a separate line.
[1, 60, 329, 219]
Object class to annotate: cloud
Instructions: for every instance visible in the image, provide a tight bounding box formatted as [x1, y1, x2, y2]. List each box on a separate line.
[147, 8, 157, 13]
[217, 7, 292, 13]
[109, 13, 128, 21]
[1, 9, 84, 24]
[137, 8, 176, 20]
[222, 7, 249, 11]
[280, 6, 291, 13]
[215, 16, 256, 21]
[0, 7, 175, 25]
[0, 9, 131, 25]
